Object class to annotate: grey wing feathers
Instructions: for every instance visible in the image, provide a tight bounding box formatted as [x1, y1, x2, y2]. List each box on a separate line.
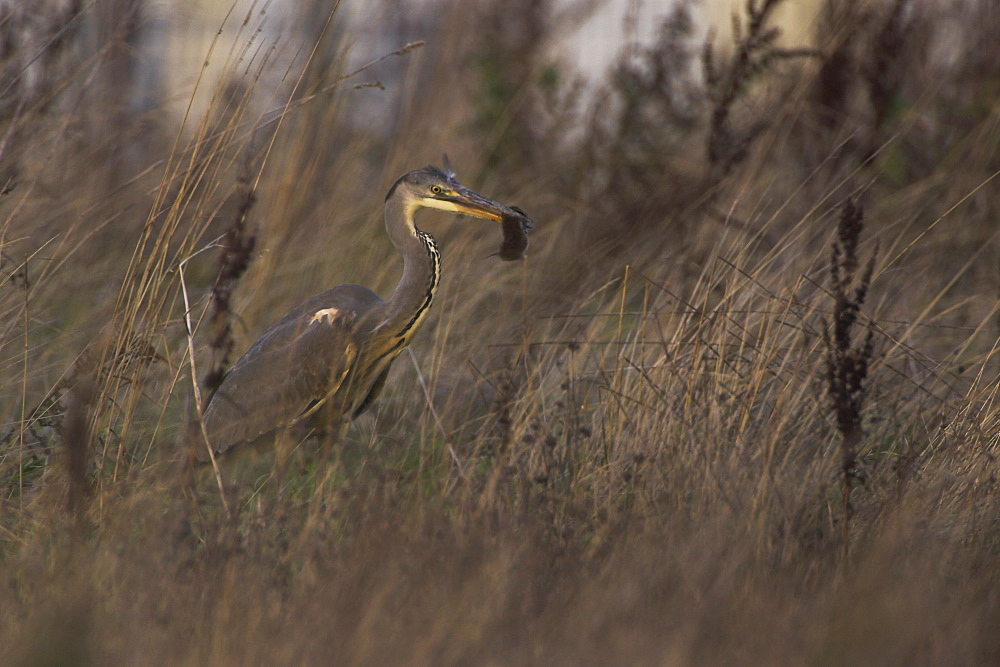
[199, 285, 382, 458]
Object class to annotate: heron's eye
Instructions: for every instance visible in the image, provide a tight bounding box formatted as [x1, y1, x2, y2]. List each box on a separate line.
[430, 185, 442, 194]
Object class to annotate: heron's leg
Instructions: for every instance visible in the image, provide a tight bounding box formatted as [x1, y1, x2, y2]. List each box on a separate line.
[268, 425, 307, 505]
[273, 425, 295, 473]
[306, 396, 347, 451]
[320, 419, 351, 464]
[316, 419, 351, 472]
[336, 419, 350, 445]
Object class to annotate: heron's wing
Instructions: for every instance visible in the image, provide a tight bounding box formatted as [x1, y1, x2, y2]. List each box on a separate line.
[200, 306, 360, 458]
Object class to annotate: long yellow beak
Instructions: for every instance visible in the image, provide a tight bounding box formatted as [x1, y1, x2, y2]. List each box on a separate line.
[441, 187, 516, 222]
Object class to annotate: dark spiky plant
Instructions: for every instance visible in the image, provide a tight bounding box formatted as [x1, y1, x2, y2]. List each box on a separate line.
[60, 363, 95, 519]
[201, 166, 258, 403]
[824, 198, 877, 558]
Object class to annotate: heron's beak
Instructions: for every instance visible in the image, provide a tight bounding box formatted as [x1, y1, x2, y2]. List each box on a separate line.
[442, 187, 515, 222]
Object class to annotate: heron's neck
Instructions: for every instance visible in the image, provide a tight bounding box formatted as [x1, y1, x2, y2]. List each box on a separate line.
[382, 195, 441, 341]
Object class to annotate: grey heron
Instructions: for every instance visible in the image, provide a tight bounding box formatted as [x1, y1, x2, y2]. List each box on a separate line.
[200, 161, 529, 460]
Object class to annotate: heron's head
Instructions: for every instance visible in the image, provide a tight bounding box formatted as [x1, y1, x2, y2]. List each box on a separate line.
[387, 162, 515, 223]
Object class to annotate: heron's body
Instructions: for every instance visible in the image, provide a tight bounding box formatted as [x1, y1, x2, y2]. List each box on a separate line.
[200, 163, 521, 460]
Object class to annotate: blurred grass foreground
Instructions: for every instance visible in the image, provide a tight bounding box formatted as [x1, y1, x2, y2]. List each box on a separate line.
[2, 0, 1000, 663]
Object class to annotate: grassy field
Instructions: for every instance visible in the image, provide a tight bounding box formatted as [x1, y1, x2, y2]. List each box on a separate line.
[2, 0, 999, 663]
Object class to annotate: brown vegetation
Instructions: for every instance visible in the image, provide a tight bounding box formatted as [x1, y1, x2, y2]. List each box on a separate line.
[2, 0, 999, 663]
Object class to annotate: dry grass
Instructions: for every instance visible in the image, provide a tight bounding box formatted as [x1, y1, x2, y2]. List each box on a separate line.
[2, 0, 1000, 663]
